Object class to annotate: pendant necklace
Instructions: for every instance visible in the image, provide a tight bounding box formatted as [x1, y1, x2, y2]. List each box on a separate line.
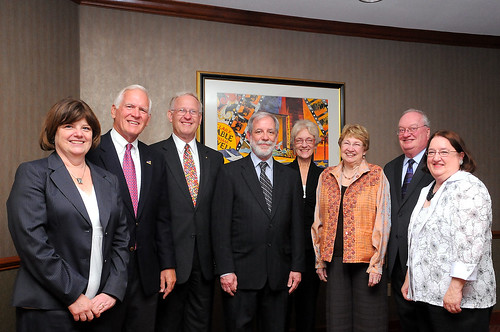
[342, 165, 359, 180]
[426, 182, 436, 201]
[69, 164, 87, 184]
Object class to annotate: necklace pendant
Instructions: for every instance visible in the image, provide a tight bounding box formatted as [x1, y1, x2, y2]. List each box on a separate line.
[76, 178, 83, 184]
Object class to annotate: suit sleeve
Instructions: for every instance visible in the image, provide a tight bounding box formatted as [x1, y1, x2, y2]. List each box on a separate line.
[211, 166, 236, 276]
[7, 162, 88, 306]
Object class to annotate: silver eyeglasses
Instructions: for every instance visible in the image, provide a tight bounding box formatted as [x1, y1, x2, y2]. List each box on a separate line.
[173, 108, 199, 116]
[397, 125, 426, 136]
[426, 150, 457, 157]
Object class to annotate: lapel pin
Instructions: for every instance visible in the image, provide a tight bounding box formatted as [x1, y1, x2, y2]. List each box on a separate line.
[146, 160, 152, 165]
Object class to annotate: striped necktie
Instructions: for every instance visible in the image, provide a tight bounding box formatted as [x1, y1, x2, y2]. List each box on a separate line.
[259, 161, 272, 212]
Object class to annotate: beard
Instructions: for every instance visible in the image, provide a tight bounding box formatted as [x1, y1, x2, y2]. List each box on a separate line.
[250, 139, 276, 160]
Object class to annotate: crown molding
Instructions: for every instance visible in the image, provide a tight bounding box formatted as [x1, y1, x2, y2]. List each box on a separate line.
[72, 0, 500, 49]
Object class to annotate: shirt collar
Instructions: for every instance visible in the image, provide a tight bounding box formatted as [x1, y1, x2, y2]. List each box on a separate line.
[404, 148, 426, 166]
[250, 152, 273, 170]
[172, 133, 197, 153]
[111, 128, 138, 151]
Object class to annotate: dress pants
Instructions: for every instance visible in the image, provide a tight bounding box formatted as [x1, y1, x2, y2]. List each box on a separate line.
[222, 282, 289, 332]
[108, 251, 158, 332]
[391, 254, 419, 332]
[415, 301, 492, 332]
[286, 250, 320, 332]
[155, 248, 214, 332]
[326, 257, 387, 332]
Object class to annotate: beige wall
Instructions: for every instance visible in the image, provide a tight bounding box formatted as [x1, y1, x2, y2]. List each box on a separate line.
[0, 0, 80, 257]
[79, 5, 500, 226]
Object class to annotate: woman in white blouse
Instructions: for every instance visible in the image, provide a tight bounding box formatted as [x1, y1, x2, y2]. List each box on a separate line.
[402, 130, 495, 332]
[7, 98, 129, 331]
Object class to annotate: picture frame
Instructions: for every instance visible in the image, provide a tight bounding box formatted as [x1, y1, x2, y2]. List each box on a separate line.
[197, 71, 345, 166]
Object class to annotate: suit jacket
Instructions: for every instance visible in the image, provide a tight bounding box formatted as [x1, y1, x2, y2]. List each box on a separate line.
[287, 158, 323, 253]
[151, 136, 223, 284]
[7, 152, 129, 309]
[384, 153, 433, 276]
[86, 131, 176, 296]
[212, 155, 305, 291]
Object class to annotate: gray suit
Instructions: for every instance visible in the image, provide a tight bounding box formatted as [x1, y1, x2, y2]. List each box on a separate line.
[7, 152, 129, 328]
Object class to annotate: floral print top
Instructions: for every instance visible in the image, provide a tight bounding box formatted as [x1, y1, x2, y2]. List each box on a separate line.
[407, 171, 496, 308]
[312, 160, 391, 274]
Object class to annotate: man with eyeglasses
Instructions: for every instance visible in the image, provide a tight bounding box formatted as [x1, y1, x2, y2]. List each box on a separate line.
[152, 92, 223, 332]
[384, 109, 434, 332]
[212, 111, 305, 331]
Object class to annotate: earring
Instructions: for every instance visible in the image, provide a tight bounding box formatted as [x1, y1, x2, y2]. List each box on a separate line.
[459, 159, 463, 165]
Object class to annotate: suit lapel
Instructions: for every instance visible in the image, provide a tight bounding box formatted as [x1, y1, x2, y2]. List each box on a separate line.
[137, 142, 153, 218]
[48, 153, 90, 225]
[241, 156, 271, 217]
[197, 142, 211, 208]
[89, 163, 112, 230]
[98, 133, 136, 217]
[270, 159, 284, 219]
[163, 137, 193, 205]
[402, 155, 428, 205]
[393, 156, 405, 206]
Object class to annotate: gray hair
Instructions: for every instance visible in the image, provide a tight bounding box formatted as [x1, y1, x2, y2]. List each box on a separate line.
[402, 108, 430, 127]
[247, 111, 279, 133]
[113, 84, 152, 114]
[291, 119, 320, 146]
[169, 92, 203, 113]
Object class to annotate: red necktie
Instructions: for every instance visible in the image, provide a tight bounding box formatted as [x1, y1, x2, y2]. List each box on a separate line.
[123, 143, 138, 216]
[183, 144, 199, 206]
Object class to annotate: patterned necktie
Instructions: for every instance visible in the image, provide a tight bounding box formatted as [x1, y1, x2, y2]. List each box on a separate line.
[183, 144, 199, 206]
[401, 159, 415, 199]
[259, 161, 272, 212]
[123, 143, 138, 216]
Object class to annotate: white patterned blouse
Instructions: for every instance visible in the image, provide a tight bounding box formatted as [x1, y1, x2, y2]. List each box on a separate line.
[407, 170, 496, 309]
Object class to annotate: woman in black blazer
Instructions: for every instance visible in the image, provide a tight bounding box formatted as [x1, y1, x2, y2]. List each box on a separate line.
[287, 119, 324, 332]
[7, 98, 129, 332]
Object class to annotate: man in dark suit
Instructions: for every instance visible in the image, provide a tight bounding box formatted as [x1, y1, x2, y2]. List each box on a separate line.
[212, 111, 305, 332]
[87, 85, 176, 332]
[384, 109, 433, 332]
[152, 92, 223, 332]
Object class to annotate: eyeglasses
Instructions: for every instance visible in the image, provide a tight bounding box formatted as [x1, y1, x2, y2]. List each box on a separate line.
[172, 108, 200, 116]
[294, 138, 315, 145]
[426, 150, 457, 157]
[341, 141, 363, 149]
[397, 125, 426, 136]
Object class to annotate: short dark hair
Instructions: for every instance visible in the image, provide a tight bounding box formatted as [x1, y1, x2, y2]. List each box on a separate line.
[423, 130, 476, 173]
[39, 98, 101, 151]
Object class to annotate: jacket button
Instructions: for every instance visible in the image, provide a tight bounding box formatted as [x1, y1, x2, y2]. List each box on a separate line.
[129, 246, 135, 252]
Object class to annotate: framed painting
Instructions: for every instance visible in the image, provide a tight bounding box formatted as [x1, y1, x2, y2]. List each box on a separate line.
[197, 71, 345, 166]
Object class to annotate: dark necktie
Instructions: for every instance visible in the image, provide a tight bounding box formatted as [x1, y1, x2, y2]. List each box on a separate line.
[259, 161, 272, 212]
[183, 144, 199, 206]
[401, 159, 415, 199]
[123, 143, 138, 216]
